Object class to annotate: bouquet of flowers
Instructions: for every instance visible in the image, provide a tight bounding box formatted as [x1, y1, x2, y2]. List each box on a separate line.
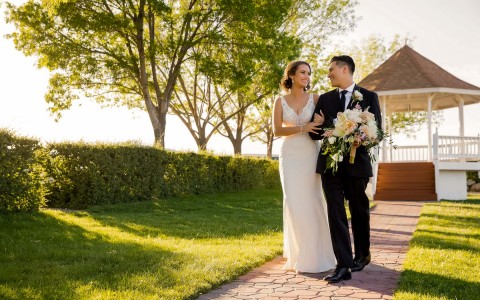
[321, 100, 383, 174]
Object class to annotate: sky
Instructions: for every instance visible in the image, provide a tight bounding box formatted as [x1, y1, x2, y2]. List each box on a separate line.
[1, 0, 480, 155]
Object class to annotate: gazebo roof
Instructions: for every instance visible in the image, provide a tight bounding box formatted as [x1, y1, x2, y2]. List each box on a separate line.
[359, 45, 480, 112]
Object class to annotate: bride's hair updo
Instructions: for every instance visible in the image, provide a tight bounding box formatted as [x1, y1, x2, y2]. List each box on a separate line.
[280, 60, 311, 92]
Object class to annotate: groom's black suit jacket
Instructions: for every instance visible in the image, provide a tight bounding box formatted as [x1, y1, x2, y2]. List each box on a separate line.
[309, 85, 382, 178]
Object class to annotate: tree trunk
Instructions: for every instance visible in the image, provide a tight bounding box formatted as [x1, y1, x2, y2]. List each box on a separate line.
[135, 0, 166, 148]
[233, 140, 242, 155]
[266, 135, 273, 159]
[197, 129, 208, 151]
[153, 101, 167, 148]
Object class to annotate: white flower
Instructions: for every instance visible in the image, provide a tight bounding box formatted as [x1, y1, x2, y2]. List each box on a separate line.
[328, 137, 336, 144]
[332, 153, 343, 162]
[368, 123, 378, 139]
[352, 90, 363, 101]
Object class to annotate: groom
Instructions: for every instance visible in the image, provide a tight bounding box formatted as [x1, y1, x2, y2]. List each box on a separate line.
[309, 55, 382, 283]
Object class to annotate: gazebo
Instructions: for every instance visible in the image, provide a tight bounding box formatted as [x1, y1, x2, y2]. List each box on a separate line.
[358, 45, 480, 200]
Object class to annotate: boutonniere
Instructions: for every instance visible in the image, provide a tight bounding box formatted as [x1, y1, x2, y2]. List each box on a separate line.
[352, 90, 363, 102]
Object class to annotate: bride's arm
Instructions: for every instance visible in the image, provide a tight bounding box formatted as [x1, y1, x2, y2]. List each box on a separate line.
[272, 97, 320, 137]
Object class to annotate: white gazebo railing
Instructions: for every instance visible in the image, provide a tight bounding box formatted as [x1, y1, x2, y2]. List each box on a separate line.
[375, 133, 480, 200]
[380, 145, 429, 162]
[379, 134, 480, 163]
[434, 134, 480, 162]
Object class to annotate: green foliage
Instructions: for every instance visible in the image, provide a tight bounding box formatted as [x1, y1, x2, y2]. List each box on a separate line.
[0, 129, 279, 211]
[395, 200, 480, 300]
[390, 111, 443, 137]
[297, 0, 359, 93]
[5, 0, 303, 147]
[350, 34, 406, 83]
[43, 142, 169, 208]
[467, 170, 479, 183]
[42, 142, 280, 209]
[0, 129, 47, 213]
[169, 0, 300, 152]
[0, 188, 283, 299]
[245, 0, 359, 153]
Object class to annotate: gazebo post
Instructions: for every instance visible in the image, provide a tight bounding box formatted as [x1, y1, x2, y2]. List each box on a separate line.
[381, 96, 387, 162]
[427, 94, 433, 162]
[457, 95, 465, 137]
[388, 114, 393, 162]
[457, 95, 466, 162]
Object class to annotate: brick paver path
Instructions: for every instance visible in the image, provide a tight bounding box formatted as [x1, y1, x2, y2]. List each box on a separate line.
[198, 201, 425, 300]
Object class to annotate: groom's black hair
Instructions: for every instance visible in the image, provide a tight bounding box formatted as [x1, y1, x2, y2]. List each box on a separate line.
[331, 55, 355, 74]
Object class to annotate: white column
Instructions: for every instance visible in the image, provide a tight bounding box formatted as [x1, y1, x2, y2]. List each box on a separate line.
[458, 95, 465, 137]
[388, 113, 393, 162]
[457, 95, 466, 162]
[427, 94, 433, 162]
[433, 129, 440, 200]
[381, 96, 387, 162]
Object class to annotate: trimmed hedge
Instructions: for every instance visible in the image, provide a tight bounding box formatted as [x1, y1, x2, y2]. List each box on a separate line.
[0, 129, 47, 212]
[0, 129, 279, 211]
[43, 143, 279, 209]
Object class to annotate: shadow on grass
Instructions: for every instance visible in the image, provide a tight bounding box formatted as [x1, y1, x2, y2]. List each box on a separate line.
[415, 228, 480, 243]
[0, 212, 186, 300]
[413, 204, 480, 252]
[395, 269, 480, 300]
[86, 189, 283, 239]
[410, 231, 480, 253]
[421, 212, 480, 227]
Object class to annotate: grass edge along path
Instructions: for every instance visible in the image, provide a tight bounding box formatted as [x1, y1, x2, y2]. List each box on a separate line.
[394, 198, 480, 300]
[0, 188, 284, 300]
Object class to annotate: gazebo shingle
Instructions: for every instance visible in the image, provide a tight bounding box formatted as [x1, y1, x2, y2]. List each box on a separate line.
[359, 45, 480, 91]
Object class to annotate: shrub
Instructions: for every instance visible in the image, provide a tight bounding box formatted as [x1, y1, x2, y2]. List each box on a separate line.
[0, 129, 47, 212]
[0, 128, 280, 211]
[42, 142, 280, 209]
[42, 142, 172, 209]
[467, 170, 479, 183]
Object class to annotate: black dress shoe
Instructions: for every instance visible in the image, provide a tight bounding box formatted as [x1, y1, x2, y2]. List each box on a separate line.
[351, 254, 371, 272]
[323, 267, 351, 283]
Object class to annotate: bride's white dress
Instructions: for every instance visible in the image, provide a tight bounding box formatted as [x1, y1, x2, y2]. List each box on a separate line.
[279, 94, 336, 273]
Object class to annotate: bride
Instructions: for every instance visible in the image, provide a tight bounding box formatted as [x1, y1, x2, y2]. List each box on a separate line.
[272, 61, 336, 273]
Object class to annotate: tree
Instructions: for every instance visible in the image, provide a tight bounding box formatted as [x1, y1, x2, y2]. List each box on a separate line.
[212, 88, 270, 155]
[248, 94, 279, 159]
[170, 62, 221, 151]
[168, 1, 299, 152]
[203, 27, 299, 154]
[5, 0, 294, 148]
[290, 0, 359, 93]
[347, 34, 405, 83]
[244, 0, 360, 156]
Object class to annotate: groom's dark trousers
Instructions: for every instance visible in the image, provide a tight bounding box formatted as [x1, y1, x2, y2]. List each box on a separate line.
[309, 85, 382, 268]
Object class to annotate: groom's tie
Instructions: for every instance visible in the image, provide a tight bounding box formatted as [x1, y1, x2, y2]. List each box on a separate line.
[340, 90, 348, 111]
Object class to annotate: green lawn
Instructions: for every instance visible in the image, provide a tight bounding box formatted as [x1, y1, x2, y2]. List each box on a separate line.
[394, 198, 480, 300]
[0, 188, 284, 299]
[5, 187, 477, 300]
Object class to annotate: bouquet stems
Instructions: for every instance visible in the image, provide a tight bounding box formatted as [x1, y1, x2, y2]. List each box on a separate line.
[349, 144, 358, 164]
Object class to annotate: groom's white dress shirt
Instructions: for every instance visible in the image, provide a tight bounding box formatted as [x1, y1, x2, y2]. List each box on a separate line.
[339, 82, 356, 111]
